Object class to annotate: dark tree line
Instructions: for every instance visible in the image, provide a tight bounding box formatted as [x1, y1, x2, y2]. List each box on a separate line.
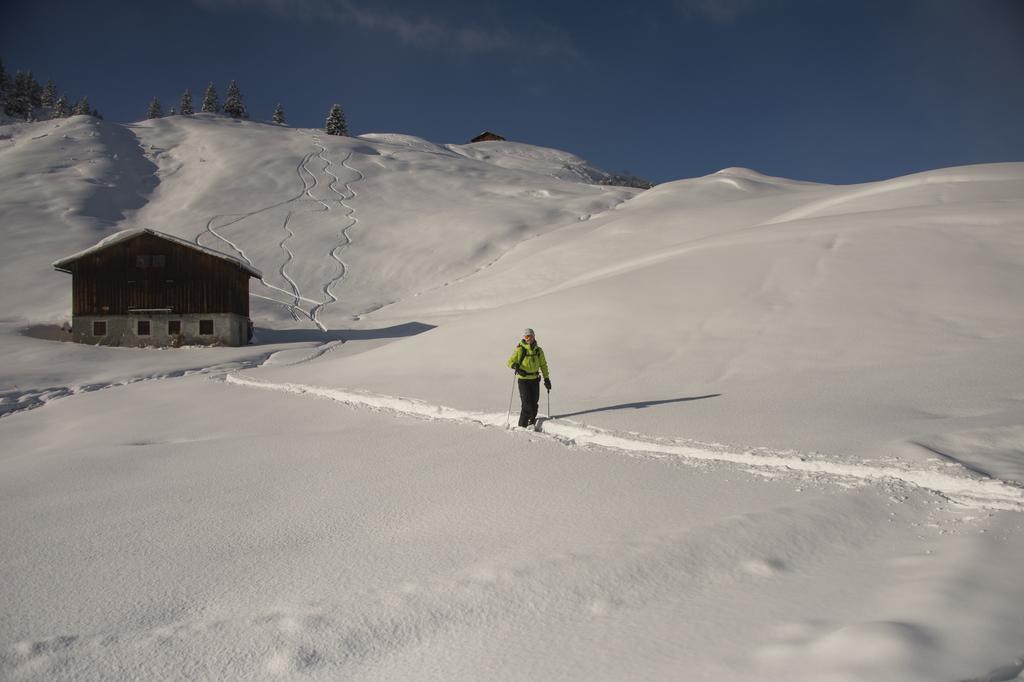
[1, 62, 347, 133]
[150, 81, 264, 122]
[1, 57, 101, 121]
[146, 80, 349, 134]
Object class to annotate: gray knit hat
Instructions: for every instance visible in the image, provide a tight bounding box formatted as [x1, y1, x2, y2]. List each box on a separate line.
[522, 328, 535, 337]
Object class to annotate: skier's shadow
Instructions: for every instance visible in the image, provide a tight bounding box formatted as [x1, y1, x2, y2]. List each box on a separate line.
[552, 394, 721, 420]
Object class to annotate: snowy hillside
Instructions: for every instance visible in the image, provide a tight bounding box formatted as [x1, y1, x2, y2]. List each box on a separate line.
[0, 116, 157, 321]
[329, 163, 1024, 460]
[447, 138, 614, 183]
[0, 114, 633, 416]
[2, 115, 1024, 681]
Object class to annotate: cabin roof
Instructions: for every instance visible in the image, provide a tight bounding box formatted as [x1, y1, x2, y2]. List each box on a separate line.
[53, 228, 263, 278]
[470, 131, 506, 142]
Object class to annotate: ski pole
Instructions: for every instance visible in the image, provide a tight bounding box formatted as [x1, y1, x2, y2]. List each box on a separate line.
[505, 371, 517, 428]
[547, 387, 551, 419]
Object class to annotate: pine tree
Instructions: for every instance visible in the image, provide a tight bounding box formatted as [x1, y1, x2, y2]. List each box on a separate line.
[201, 82, 219, 113]
[28, 73, 43, 109]
[91, 107, 102, 120]
[179, 88, 193, 115]
[5, 71, 33, 119]
[223, 80, 247, 119]
[324, 103, 348, 136]
[147, 97, 163, 119]
[0, 58, 8, 99]
[2, 71, 19, 118]
[73, 96, 91, 116]
[272, 103, 285, 125]
[41, 79, 58, 108]
[53, 95, 69, 118]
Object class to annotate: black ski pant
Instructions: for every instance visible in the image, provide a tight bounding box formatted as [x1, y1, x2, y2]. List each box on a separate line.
[517, 377, 541, 427]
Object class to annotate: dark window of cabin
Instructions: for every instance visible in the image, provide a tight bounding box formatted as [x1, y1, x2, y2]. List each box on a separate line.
[137, 320, 151, 336]
[92, 320, 107, 336]
[199, 319, 214, 335]
[135, 255, 165, 268]
[168, 320, 181, 335]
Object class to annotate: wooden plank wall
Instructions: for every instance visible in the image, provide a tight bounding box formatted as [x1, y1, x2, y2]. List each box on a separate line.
[69, 234, 250, 316]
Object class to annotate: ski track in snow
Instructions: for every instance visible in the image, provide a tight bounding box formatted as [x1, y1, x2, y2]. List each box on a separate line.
[308, 136, 364, 329]
[224, 373, 1024, 513]
[276, 208, 302, 321]
[195, 135, 364, 328]
[196, 151, 323, 323]
[0, 356, 278, 419]
[282, 141, 331, 329]
[276, 150, 327, 319]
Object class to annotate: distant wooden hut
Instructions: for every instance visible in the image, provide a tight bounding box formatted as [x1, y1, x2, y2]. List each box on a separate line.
[53, 228, 261, 347]
[470, 131, 506, 143]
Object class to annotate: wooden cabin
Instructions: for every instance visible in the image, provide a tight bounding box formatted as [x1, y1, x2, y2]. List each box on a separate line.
[53, 228, 261, 347]
[470, 131, 506, 143]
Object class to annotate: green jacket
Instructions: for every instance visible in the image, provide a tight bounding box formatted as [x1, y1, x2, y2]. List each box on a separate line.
[507, 340, 549, 380]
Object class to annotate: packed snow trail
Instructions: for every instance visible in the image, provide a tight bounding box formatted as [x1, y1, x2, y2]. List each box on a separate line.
[224, 374, 1024, 512]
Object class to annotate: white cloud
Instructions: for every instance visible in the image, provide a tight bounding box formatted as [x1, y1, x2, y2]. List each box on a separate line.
[194, 0, 581, 60]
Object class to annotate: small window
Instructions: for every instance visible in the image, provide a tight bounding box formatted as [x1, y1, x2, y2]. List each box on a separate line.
[168, 320, 181, 335]
[92, 320, 107, 336]
[137, 320, 151, 336]
[134, 255, 165, 268]
[199, 319, 214, 335]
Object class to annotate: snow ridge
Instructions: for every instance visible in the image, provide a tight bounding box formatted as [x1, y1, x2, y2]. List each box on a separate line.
[224, 373, 1024, 512]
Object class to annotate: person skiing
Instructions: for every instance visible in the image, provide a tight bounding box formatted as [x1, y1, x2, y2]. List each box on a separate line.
[507, 328, 551, 428]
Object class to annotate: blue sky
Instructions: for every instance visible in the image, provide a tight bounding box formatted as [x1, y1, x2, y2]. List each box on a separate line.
[2, 0, 1022, 184]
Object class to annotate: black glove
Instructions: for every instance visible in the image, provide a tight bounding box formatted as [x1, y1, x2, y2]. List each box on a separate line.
[544, 377, 552, 390]
[511, 363, 520, 372]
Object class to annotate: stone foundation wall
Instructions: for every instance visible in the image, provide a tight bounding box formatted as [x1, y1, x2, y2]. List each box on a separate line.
[72, 313, 251, 347]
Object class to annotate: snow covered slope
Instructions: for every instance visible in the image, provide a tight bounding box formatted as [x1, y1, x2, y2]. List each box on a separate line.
[447, 138, 615, 184]
[0, 115, 634, 412]
[0, 115, 157, 322]
[2, 115, 1024, 681]
[266, 162, 1024, 467]
[126, 116, 637, 329]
